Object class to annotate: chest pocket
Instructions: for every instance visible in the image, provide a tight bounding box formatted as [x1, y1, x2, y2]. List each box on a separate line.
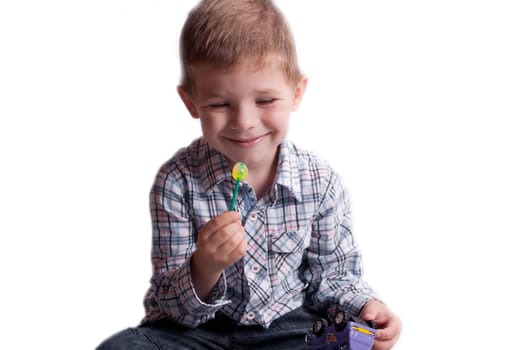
[270, 229, 310, 253]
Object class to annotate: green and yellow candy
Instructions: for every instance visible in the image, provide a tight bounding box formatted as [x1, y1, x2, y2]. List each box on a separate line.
[229, 162, 248, 211]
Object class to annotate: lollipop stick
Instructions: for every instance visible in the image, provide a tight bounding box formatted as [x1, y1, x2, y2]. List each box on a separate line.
[229, 162, 248, 211]
[229, 180, 240, 211]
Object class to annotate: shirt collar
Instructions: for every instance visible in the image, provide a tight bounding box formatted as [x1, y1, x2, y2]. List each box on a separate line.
[273, 139, 303, 202]
[196, 139, 233, 194]
[197, 138, 303, 202]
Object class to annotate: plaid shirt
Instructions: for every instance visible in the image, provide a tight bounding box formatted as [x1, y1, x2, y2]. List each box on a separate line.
[142, 138, 377, 328]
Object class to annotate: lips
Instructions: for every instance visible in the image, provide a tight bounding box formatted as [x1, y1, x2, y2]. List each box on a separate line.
[226, 133, 268, 147]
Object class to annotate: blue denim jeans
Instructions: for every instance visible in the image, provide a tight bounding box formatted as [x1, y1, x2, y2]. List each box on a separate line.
[96, 306, 322, 350]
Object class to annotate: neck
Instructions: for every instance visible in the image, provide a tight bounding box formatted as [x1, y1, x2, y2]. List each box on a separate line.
[245, 155, 278, 200]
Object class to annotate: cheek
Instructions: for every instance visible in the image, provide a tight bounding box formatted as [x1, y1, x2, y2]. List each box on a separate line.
[265, 110, 291, 130]
[199, 115, 223, 135]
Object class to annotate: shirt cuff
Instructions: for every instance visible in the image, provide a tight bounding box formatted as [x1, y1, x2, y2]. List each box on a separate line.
[180, 261, 230, 321]
[346, 294, 378, 317]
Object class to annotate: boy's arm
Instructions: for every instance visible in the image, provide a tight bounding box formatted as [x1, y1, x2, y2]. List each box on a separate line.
[304, 171, 378, 317]
[191, 211, 246, 301]
[142, 167, 230, 328]
[305, 172, 402, 348]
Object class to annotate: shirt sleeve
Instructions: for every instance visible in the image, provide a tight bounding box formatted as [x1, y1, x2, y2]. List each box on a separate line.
[142, 164, 230, 328]
[304, 170, 379, 317]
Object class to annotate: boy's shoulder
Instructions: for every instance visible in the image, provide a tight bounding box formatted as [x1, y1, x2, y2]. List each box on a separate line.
[158, 138, 201, 172]
[173, 137, 212, 163]
[155, 137, 230, 188]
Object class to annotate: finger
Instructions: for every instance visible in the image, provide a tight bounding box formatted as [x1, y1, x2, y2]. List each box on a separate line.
[199, 211, 241, 240]
[360, 301, 391, 325]
[225, 236, 247, 262]
[216, 224, 245, 255]
[200, 221, 244, 254]
[210, 232, 246, 269]
[374, 318, 401, 350]
[361, 309, 380, 323]
[379, 316, 402, 339]
[373, 312, 392, 327]
[375, 326, 395, 341]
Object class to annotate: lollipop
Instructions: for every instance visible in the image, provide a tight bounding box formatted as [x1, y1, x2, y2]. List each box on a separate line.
[229, 162, 248, 211]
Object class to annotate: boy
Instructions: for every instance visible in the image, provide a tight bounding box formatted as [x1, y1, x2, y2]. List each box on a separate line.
[97, 0, 401, 349]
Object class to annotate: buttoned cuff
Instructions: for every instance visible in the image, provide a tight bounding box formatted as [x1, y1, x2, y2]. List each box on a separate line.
[179, 261, 230, 324]
[346, 294, 378, 317]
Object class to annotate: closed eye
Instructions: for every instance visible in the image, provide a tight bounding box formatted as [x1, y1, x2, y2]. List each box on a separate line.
[206, 102, 229, 109]
[256, 98, 277, 106]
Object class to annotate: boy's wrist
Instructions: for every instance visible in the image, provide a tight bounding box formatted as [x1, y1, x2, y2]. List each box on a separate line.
[190, 251, 223, 301]
[174, 261, 230, 327]
[191, 249, 223, 277]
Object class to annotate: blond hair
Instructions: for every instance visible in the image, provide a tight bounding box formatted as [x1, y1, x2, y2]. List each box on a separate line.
[179, 0, 302, 93]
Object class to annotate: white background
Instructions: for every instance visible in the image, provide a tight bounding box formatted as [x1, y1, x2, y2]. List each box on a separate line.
[1, 1, 524, 349]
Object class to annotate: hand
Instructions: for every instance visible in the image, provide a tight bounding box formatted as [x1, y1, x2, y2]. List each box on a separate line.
[191, 211, 247, 299]
[360, 300, 402, 350]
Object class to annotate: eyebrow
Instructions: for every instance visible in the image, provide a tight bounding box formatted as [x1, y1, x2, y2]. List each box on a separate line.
[200, 92, 226, 99]
[201, 89, 282, 99]
[254, 88, 281, 95]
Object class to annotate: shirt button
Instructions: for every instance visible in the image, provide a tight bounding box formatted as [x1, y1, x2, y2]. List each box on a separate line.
[251, 264, 260, 273]
[246, 312, 255, 320]
[249, 212, 258, 221]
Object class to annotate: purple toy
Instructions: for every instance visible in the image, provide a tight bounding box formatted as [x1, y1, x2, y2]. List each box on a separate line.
[305, 310, 376, 350]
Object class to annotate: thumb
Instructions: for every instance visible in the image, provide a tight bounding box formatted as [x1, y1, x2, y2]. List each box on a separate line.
[361, 310, 377, 321]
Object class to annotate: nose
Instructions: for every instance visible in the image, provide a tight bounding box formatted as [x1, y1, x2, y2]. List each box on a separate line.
[229, 102, 257, 130]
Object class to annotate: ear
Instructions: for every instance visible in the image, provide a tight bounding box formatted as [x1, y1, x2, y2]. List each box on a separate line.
[177, 85, 199, 119]
[291, 75, 308, 111]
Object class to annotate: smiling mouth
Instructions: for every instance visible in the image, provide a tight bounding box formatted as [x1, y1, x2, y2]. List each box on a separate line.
[226, 134, 267, 147]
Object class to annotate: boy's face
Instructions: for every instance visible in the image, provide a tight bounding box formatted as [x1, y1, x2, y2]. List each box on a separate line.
[178, 58, 307, 171]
